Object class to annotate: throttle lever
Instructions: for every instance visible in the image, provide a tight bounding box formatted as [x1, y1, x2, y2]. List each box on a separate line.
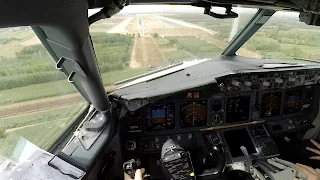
[123, 158, 150, 179]
[240, 146, 252, 172]
[240, 146, 266, 180]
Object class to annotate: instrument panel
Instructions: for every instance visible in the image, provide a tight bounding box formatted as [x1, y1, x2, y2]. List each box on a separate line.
[180, 100, 207, 128]
[121, 69, 320, 154]
[146, 103, 175, 131]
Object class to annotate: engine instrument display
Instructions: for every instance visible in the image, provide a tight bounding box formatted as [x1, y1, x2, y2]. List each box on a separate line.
[284, 90, 301, 114]
[226, 95, 251, 123]
[146, 103, 175, 131]
[180, 100, 207, 128]
[261, 92, 282, 117]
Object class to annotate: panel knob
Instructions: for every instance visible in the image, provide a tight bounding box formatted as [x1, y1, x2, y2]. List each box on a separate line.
[177, 135, 181, 141]
[155, 137, 159, 143]
[244, 81, 252, 86]
[263, 81, 270, 87]
[288, 77, 296, 82]
[232, 80, 241, 86]
[275, 78, 283, 84]
[126, 141, 136, 150]
[299, 77, 305, 83]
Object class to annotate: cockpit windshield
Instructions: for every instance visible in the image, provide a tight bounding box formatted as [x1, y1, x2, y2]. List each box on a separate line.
[89, 6, 257, 90]
[238, 11, 320, 60]
[0, 27, 87, 163]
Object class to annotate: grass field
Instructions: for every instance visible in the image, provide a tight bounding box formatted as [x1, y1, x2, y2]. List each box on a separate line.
[154, 36, 223, 62]
[0, 29, 35, 57]
[166, 36, 223, 59]
[0, 103, 85, 159]
[0, 104, 84, 130]
[154, 37, 192, 62]
[0, 68, 146, 106]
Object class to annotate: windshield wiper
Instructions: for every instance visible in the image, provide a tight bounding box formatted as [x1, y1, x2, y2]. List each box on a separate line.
[222, 9, 275, 56]
[259, 63, 304, 69]
[293, 57, 320, 64]
[115, 60, 208, 89]
[114, 62, 183, 86]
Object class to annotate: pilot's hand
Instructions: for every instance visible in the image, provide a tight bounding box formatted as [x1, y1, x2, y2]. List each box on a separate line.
[306, 139, 320, 160]
[124, 168, 145, 180]
[294, 163, 320, 180]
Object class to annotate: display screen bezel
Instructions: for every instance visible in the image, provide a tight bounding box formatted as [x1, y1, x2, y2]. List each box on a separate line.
[258, 87, 304, 121]
[283, 90, 302, 114]
[180, 100, 208, 128]
[225, 94, 252, 124]
[223, 128, 257, 158]
[146, 102, 175, 131]
[221, 127, 261, 163]
[261, 92, 282, 118]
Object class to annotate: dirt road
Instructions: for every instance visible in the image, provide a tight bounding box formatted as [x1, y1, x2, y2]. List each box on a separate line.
[0, 93, 83, 119]
[129, 37, 164, 68]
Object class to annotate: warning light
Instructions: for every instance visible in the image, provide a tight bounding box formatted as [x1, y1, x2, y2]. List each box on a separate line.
[193, 92, 200, 98]
[186, 92, 200, 98]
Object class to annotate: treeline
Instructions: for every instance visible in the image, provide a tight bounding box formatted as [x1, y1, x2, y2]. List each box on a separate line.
[264, 29, 320, 46]
[0, 33, 133, 90]
[245, 34, 312, 59]
[92, 33, 133, 72]
[0, 45, 63, 90]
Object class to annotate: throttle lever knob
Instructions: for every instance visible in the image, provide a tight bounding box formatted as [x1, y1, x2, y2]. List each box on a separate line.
[123, 158, 142, 179]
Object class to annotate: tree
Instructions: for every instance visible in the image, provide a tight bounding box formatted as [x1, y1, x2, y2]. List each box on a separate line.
[0, 128, 5, 138]
[285, 47, 310, 58]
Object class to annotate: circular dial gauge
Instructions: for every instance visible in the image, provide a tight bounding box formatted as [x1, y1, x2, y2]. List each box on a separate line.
[261, 92, 281, 117]
[180, 100, 207, 128]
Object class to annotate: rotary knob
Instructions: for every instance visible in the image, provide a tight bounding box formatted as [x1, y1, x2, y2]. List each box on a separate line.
[288, 77, 296, 82]
[275, 78, 283, 84]
[212, 114, 222, 124]
[244, 81, 252, 86]
[232, 80, 241, 86]
[263, 81, 270, 87]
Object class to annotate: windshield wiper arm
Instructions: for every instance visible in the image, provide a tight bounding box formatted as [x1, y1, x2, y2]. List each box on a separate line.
[293, 57, 320, 64]
[259, 63, 304, 69]
[222, 9, 275, 56]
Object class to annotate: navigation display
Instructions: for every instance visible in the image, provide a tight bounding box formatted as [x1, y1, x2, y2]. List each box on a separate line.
[180, 100, 207, 128]
[261, 92, 282, 117]
[224, 128, 257, 157]
[284, 90, 301, 114]
[146, 103, 175, 131]
[226, 95, 251, 123]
